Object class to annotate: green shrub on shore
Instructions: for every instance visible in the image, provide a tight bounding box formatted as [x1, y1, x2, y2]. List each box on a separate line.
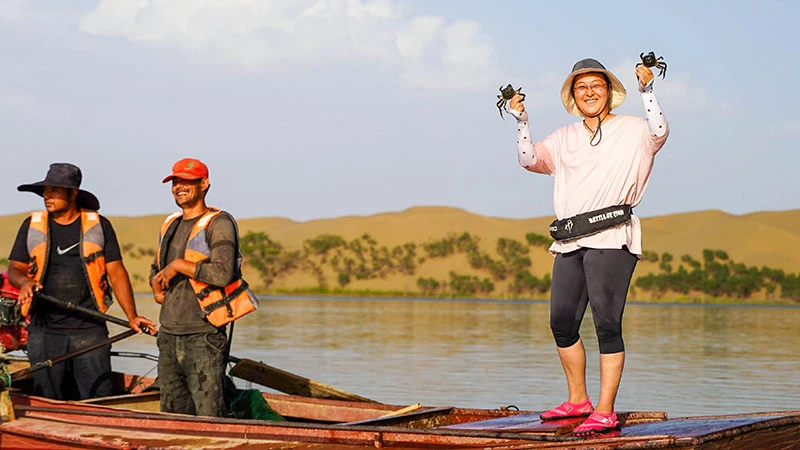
[635, 248, 800, 302]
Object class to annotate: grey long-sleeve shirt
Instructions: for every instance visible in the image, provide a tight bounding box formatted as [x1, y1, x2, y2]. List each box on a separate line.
[150, 212, 237, 335]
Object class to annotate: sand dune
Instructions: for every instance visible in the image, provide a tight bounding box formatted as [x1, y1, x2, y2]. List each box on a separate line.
[2, 207, 799, 294]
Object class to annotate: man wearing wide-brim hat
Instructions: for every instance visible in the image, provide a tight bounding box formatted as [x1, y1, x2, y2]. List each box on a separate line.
[7, 163, 156, 400]
[506, 59, 670, 435]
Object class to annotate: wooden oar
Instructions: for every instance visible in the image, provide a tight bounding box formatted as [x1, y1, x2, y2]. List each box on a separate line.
[35, 292, 379, 403]
[8, 328, 138, 383]
[228, 356, 378, 403]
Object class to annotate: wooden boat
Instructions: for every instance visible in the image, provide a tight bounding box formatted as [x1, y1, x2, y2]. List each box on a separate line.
[1, 366, 799, 450]
[1, 275, 797, 448]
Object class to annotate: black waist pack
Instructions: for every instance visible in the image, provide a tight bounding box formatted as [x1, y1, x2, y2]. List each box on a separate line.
[549, 205, 633, 242]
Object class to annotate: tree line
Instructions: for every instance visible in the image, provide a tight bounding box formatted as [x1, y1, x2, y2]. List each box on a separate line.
[4, 232, 800, 303]
[239, 231, 800, 302]
[238, 230, 554, 297]
[635, 249, 800, 301]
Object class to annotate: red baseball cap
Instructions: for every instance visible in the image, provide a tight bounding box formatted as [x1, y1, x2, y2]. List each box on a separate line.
[162, 158, 209, 183]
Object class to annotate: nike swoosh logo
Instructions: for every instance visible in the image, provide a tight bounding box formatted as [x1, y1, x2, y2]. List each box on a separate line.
[57, 243, 80, 255]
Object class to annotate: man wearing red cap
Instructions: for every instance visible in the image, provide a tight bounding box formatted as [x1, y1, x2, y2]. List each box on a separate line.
[150, 158, 257, 417]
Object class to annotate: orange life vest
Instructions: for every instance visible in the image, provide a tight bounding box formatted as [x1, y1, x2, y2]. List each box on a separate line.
[157, 208, 258, 327]
[24, 210, 113, 317]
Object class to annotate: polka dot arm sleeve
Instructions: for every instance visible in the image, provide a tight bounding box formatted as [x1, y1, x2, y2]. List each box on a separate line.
[509, 108, 537, 169]
[508, 108, 556, 174]
[640, 82, 667, 138]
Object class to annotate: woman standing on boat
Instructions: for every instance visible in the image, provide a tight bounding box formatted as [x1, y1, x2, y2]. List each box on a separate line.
[507, 58, 669, 435]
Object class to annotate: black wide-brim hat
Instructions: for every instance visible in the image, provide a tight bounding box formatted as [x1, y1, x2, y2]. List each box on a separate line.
[17, 163, 101, 210]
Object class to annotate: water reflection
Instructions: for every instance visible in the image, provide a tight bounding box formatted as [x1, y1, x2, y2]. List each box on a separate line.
[112, 296, 800, 417]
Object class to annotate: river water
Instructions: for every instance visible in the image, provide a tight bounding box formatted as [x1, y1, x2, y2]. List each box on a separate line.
[112, 295, 800, 418]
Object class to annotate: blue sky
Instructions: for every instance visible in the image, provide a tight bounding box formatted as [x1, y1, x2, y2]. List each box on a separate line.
[0, 0, 797, 221]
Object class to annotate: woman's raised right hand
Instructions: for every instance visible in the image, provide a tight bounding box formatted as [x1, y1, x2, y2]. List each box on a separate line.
[509, 93, 525, 113]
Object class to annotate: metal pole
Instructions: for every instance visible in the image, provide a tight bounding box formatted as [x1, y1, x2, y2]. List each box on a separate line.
[34, 292, 132, 329]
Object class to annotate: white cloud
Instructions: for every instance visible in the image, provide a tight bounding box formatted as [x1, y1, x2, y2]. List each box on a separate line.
[441, 20, 491, 67]
[79, 0, 497, 89]
[0, 0, 28, 22]
[396, 17, 498, 90]
[766, 119, 800, 138]
[396, 16, 443, 61]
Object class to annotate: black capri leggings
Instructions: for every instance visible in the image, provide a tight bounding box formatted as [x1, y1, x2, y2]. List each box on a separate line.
[549, 247, 638, 354]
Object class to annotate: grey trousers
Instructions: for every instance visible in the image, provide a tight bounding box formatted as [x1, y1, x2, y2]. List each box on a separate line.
[157, 330, 227, 417]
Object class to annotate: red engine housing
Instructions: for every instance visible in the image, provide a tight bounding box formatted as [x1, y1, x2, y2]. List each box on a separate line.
[0, 271, 28, 352]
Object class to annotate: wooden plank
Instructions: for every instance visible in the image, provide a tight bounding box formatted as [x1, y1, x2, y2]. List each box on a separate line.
[12, 406, 530, 449]
[378, 403, 422, 418]
[621, 414, 795, 439]
[442, 411, 669, 434]
[441, 412, 578, 434]
[228, 358, 378, 403]
[0, 416, 296, 449]
[260, 392, 397, 422]
[341, 406, 456, 428]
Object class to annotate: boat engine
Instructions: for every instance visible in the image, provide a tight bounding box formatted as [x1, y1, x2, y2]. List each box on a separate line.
[0, 271, 27, 353]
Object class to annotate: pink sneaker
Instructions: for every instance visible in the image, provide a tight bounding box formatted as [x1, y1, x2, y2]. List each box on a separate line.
[539, 398, 594, 421]
[573, 411, 619, 436]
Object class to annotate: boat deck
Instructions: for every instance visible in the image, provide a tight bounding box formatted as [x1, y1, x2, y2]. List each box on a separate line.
[3, 392, 799, 449]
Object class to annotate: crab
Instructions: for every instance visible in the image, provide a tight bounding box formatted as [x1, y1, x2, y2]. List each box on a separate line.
[636, 51, 667, 79]
[496, 84, 525, 119]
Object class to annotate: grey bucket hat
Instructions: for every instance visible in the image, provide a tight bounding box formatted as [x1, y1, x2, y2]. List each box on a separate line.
[17, 163, 101, 210]
[560, 58, 626, 117]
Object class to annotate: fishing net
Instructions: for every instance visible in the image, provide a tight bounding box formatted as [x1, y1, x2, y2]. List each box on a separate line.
[228, 388, 285, 421]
